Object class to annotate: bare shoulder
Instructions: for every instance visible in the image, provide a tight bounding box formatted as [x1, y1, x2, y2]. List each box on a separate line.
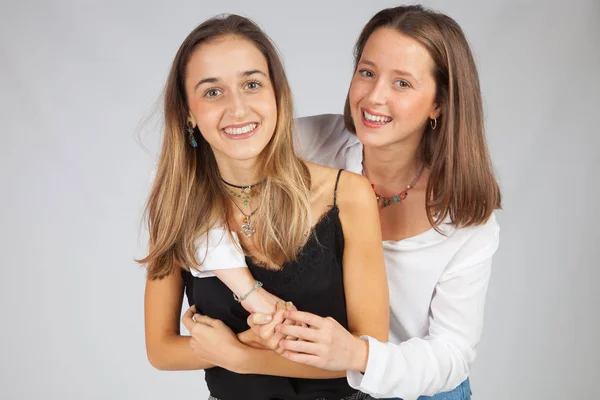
[307, 163, 373, 201]
[305, 162, 377, 211]
[306, 162, 339, 195]
[334, 170, 377, 210]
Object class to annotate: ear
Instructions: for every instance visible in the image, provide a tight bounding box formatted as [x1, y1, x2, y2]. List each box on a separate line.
[187, 113, 197, 128]
[429, 103, 442, 120]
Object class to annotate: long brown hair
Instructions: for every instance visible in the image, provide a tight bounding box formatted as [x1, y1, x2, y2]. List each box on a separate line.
[139, 15, 311, 280]
[344, 5, 501, 228]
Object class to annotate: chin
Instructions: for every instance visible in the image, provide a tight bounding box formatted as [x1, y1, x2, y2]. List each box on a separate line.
[227, 144, 267, 162]
[355, 128, 390, 148]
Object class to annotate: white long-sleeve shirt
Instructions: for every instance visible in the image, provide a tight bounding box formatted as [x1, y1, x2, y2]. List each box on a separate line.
[194, 114, 500, 400]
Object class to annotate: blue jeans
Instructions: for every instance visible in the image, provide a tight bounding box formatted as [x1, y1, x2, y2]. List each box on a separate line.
[385, 378, 471, 400]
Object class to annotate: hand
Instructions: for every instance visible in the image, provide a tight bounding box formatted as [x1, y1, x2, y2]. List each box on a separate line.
[181, 305, 246, 372]
[240, 287, 281, 314]
[237, 328, 269, 349]
[247, 301, 305, 348]
[245, 301, 293, 353]
[276, 310, 369, 372]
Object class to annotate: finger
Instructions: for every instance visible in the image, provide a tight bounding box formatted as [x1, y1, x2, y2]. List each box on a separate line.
[282, 317, 297, 340]
[182, 305, 196, 319]
[277, 324, 320, 342]
[181, 306, 197, 331]
[191, 314, 219, 327]
[250, 309, 284, 338]
[282, 310, 325, 328]
[259, 322, 284, 343]
[259, 309, 285, 333]
[258, 312, 284, 340]
[293, 319, 308, 328]
[265, 331, 286, 351]
[247, 313, 273, 328]
[279, 339, 320, 355]
[280, 317, 297, 340]
[281, 351, 323, 368]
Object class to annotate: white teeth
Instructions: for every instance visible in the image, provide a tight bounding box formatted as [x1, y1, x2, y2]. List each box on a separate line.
[224, 123, 258, 135]
[363, 110, 391, 123]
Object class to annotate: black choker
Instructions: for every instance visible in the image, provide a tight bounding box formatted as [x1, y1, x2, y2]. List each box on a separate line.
[220, 177, 264, 189]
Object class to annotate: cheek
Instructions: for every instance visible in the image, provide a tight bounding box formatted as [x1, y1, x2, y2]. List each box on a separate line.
[348, 78, 366, 107]
[258, 93, 278, 122]
[391, 94, 432, 122]
[192, 105, 221, 133]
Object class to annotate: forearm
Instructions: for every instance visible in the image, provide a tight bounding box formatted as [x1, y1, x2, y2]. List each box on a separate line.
[347, 336, 471, 399]
[238, 347, 345, 379]
[213, 268, 256, 298]
[347, 259, 494, 398]
[148, 334, 216, 371]
[152, 332, 345, 378]
[214, 269, 280, 314]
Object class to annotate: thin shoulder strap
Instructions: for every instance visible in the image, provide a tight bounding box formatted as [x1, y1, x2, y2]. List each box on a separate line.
[333, 169, 344, 207]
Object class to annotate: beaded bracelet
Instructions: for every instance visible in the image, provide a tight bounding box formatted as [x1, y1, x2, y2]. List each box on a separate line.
[233, 280, 263, 303]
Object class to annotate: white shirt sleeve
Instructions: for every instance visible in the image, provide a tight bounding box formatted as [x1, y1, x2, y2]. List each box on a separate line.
[347, 216, 500, 399]
[189, 224, 247, 278]
[295, 114, 353, 168]
[149, 165, 246, 277]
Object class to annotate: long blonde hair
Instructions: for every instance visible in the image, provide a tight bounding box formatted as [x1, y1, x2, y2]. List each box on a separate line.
[344, 5, 501, 228]
[139, 15, 311, 280]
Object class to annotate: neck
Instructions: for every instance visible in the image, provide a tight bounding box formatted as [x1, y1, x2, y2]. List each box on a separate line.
[216, 157, 262, 187]
[215, 156, 262, 219]
[363, 138, 423, 192]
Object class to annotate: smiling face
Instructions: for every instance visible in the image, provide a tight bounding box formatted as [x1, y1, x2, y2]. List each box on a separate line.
[184, 34, 278, 164]
[348, 27, 440, 149]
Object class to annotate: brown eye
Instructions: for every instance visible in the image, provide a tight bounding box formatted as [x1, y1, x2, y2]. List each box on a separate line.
[204, 88, 222, 98]
[394, 80, 410, 88]
[244, 81, 262, 90]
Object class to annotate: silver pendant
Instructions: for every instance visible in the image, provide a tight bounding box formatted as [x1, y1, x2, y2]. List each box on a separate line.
[240, 219, 256, 238]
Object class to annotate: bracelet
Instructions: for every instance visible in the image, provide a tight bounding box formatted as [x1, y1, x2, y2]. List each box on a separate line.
[233, 280, 263, 303]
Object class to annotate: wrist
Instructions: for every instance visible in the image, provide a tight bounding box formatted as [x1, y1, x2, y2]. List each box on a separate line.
[227, 340, 252, 374]
[236, 330, 253, 346]
[229, 273, 257, 298]
[229, 344, 258, 374]
[234, 280, 263, 303]
[351, 336, 369, 373]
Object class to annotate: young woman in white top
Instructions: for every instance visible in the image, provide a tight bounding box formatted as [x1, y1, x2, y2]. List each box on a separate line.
[185, 5, 501, 400]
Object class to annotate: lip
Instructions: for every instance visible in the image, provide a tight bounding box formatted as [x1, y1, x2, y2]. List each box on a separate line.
[360, 107, 392, 129]
[361, 108, 392, 119]
[222, 121, 259, 129]
[220, 122, 260, 140]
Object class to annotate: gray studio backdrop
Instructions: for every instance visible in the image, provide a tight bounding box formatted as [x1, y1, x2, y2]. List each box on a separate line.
[1, 0, 598, 399]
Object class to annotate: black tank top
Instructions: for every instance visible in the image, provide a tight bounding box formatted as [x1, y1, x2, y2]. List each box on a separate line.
[182, 170, 354, 400]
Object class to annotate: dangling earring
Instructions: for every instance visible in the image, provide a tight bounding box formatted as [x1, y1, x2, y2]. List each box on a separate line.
[430, 117, 437, 130]
[187, 122, 198, 148]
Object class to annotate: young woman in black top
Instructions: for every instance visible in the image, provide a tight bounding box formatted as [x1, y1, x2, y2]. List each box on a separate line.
[139, 14, 388, 400]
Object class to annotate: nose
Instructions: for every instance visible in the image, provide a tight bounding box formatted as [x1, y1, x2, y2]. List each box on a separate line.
[227, 90, 249, 120]
[366, 77, 387, 105]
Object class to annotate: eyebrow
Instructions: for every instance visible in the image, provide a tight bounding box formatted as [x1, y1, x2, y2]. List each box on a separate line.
[195, 69, 267, 90]
[359, 59, 418, 82]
